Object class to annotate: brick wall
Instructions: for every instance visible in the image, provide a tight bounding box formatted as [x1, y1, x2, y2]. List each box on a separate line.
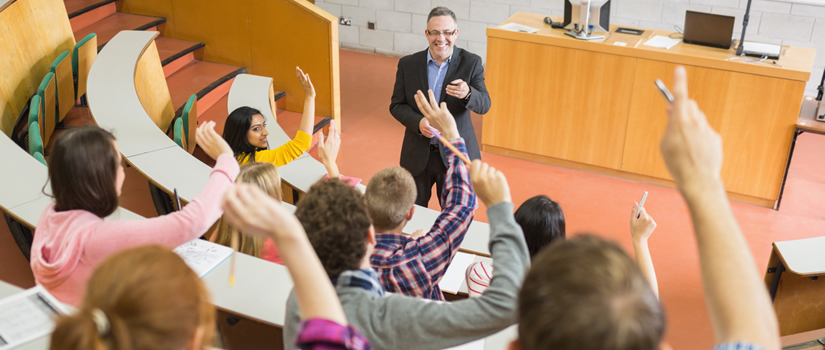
[317, 0, 825, 94]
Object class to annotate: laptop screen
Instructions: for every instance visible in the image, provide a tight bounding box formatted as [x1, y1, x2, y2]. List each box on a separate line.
[683, 11, 735, 49]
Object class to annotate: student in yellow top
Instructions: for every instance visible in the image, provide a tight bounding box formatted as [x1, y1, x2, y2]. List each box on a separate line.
[223, 66, 316, 166]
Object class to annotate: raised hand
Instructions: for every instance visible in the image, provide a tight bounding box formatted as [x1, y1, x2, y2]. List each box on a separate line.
[659, 66, 723, 195]
[195, 121, 233, 160]
[630, 203, 657, 244]
[319, 122, 341, 178]
[297, 66, 316, 99]
[414, 89, 459, 140]
[469, 160, 511, 207]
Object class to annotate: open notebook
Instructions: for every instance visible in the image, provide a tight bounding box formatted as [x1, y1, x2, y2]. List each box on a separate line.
[174, 239, 234, 278]
[0, 286, 69, 349]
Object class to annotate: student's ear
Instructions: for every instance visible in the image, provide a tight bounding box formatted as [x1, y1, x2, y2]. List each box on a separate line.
[367, 225, 376, 246]
[507, 340, 521, 350]
[406, 205, 415, 221]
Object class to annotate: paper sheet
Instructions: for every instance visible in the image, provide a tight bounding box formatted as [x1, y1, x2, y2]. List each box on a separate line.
[643, 35, 681, 49]
[174, 239, 234, 277]
[438, 252, 476, 293]
[441, 339, 485, 350]
[0, 286, 68, 349]
[498, 23, 539, 34]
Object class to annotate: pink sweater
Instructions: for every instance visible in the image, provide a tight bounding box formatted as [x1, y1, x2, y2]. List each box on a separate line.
[30, 154, 239, 306]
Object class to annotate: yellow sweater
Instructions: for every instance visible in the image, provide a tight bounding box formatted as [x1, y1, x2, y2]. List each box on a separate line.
[237, 130, 312, 166]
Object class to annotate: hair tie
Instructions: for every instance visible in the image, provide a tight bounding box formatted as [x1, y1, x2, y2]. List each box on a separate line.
[90, 308, 110, 336]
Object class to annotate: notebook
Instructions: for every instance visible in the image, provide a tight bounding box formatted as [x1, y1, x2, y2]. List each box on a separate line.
[174, 239, 234, 277]
[0, 286, 69, 349]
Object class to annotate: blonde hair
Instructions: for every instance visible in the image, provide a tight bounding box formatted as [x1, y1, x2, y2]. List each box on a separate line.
[50, 246, 215, 350]
[214, 162, 283, 257]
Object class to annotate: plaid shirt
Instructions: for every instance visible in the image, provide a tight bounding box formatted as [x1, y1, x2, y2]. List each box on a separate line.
[295, 319, 371, 350]
[370, 138, 476, 300]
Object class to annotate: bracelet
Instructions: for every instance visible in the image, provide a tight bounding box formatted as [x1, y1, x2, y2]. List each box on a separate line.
[463, 90, 472, 101]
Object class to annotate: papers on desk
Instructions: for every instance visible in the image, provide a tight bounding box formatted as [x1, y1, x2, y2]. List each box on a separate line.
[0, 285, 69, 349]
[438, 252, 476, 294]
[643, 35, 681, 49]
[498, 23, 539, 34]
[174, 239, 234, 277]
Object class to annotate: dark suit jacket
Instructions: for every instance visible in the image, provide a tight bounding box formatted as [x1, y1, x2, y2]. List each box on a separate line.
[389, 47, 491, 176]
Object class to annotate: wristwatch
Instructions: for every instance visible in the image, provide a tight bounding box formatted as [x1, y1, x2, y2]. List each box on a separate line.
[463, 90, 472, 101]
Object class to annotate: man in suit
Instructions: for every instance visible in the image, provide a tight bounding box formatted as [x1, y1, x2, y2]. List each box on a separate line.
[390, 6, 491, 207]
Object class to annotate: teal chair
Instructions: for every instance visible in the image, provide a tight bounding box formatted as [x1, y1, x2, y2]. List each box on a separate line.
[73, 33, 97, 103]
[181, 94, 197, 153]
[28, 95, 41, 128]
[37, 72, 56, 145]
[29, 123, 43, 157]
[32, 151, 46, 166]
[173, 118, 185, 149]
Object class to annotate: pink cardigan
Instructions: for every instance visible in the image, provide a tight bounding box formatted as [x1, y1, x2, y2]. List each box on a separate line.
[30, 154, 239, 306]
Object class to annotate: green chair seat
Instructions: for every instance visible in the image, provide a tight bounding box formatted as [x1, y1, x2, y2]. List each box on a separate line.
[29, 123, 43, 157]
[32, 151, 46, 166]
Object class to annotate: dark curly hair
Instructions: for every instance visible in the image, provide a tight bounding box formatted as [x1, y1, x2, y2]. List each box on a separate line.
[295, 179, 372, 279]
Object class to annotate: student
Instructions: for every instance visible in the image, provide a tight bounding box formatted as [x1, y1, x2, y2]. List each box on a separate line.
[513, 67, 779, 350]
[51, 199, 371, 350]
[283, 156, 530, 349]
[212, 122, 342, 264]
[223, 67, 315, 166]
[30, 122, 239, 306]
[223, 184, 371, 350]
[367, 89, 476, 300]
[630, 202, 659, 299]
[465, 194, 565, 297]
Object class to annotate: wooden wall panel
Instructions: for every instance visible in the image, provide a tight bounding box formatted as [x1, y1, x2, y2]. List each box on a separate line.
[247, 0, 339, 120]
[30, 0, 75, 55]
[0, 0, 74, 135]
[171, 0, 252, 70]
[134, 41, 175, 131]
[622, 59, 803, 200]
[483, 37, 636, 169]
[117, 0, 176, 37]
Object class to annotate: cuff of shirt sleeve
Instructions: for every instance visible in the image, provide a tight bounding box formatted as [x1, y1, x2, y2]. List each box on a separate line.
[443, 137, 467, 157]
[213, 153, 241, 182]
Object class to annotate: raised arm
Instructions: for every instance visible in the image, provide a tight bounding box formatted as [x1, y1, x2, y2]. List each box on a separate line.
[661, 66, 779, 350]
[630, 203, 659, 299]
[222, 184, 346, 324]
[296, 67, 315, 137]
[85, 122, 239, 263]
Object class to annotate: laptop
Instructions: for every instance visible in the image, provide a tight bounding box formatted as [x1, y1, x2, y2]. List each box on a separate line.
[683, 11, 736, 49]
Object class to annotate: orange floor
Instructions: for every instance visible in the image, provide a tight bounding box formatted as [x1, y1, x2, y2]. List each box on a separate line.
[2, 49, 825, 349]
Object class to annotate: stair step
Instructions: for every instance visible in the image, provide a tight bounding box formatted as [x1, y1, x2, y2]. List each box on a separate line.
[155, 37, 204, 66]
[166, 60, 245, 113]
[64, 0, 116, 18]
[72, 12, 166, 49]
[199, 95, 229, 136]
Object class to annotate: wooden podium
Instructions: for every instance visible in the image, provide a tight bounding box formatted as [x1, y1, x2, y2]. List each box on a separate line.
[482, 13, 815, 208]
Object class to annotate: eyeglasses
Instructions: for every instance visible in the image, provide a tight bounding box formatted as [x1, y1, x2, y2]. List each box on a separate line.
[427, 29, 457, 37]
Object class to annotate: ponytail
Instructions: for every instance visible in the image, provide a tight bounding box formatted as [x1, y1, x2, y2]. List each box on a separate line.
[50, 309, 105, 350]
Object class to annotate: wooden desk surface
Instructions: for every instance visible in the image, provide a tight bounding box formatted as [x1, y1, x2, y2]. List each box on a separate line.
[490, 12, 815, 82]
[774, 237, 825, 276]
[798, 97, 825, 134]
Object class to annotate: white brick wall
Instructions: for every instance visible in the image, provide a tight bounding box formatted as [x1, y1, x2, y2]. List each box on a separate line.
[317, 0, 825, 94]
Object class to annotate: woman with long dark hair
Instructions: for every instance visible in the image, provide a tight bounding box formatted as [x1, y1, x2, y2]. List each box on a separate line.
[29, 122, 239, 306]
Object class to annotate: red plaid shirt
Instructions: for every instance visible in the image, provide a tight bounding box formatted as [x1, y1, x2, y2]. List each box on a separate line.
[370, 138, 476, 300]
